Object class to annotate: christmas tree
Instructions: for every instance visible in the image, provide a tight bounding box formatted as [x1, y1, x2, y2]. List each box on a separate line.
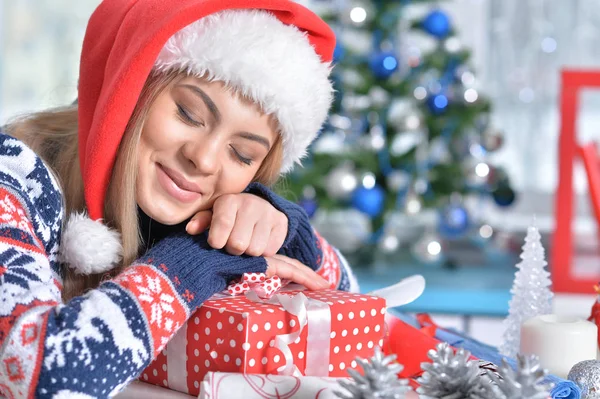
[280, 1, 514, 258]
[499, 222, 553, 358]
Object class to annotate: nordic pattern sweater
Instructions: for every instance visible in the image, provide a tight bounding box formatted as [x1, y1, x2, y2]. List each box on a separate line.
[0, 133, 357, 398]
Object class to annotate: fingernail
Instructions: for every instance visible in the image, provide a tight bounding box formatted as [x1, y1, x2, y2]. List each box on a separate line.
[320, 279, 330, 289]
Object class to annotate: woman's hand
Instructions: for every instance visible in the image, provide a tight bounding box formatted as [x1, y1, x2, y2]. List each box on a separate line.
[265, 254, 330, 290]
[186, 193, 288, 256]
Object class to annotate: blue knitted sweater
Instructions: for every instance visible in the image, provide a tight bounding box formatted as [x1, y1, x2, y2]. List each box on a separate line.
[0, 133, 357, 398]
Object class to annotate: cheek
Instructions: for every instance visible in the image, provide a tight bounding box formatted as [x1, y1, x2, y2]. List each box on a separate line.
[216, 164, 261, 195]
[141, 116, 183, 151]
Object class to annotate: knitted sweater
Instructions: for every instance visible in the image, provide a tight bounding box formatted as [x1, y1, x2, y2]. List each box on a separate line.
[0, 133, 357, 399]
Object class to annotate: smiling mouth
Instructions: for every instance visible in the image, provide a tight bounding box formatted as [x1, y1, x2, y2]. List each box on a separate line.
[156, 163, 203, 203]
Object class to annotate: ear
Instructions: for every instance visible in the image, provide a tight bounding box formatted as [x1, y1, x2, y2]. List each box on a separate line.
[59, 212, 123, 274]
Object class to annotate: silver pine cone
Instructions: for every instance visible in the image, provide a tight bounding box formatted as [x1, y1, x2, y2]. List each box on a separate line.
[487, 355, 553, 399]
[335, 346, 413, 399]
[418, 342, 499, 399]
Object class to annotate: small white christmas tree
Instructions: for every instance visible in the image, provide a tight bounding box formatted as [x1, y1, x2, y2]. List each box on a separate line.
[499, 219, 553, 358]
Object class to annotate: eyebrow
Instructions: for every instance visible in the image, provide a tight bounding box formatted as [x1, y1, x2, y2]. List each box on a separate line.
[180, 84, 221, 123]
[237, 132, 271, 151]
[179, 83, 271, 150]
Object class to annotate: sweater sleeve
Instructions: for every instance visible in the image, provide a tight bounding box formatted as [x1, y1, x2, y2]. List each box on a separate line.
[244, 182, 359, 292]
[1, 212, 267, 399]
[0, 135, 268, 399]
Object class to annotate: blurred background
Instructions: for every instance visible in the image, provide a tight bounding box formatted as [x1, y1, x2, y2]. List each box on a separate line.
[2, 0, 600, 346]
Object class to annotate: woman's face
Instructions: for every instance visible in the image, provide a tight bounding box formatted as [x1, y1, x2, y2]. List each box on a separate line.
[137, 76, 278, 225]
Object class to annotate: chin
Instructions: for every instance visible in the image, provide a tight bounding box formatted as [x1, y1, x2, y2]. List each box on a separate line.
[151, 211, 187, 226]
[140, 197, 191, 225]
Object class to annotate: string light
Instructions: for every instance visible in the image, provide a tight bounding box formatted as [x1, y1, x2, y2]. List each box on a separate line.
[464, 88, 478, 103]
[427, 240, 442, 255]
[350, 7, 367, 24]
[414, 86, 428, 100]
[362, 173, 376, 189]
[475, 162, 490, 178]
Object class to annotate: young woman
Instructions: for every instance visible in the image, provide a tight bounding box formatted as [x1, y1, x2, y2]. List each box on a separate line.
[0, 1, 358, 398]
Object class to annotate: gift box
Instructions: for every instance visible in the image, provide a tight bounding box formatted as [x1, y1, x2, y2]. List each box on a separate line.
[198, 372, 421, 399]
[199, 372, 349, 399]
[141, 289, 386, 396]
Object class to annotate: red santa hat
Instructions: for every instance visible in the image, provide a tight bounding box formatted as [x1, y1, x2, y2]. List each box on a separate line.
[61, 0, 336, 274]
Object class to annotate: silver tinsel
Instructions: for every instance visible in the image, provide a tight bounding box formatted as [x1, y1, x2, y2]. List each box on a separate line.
[335, 346, 412, 399]
[487, 355, 553, 399]
[411, 231, 443, 264]
[369, 86, 391, 108]
[378, 230, 400, 254]
[386, 170, 411, 192]
[387, 99, 421, 130]
[418, 342, 499, 399]
[325, 164, 358, 200]
[567, 360, 600, 399]
[311, 209, 371, 254]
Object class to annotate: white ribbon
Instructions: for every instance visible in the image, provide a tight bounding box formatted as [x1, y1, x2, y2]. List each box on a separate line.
[167, 323, 189, 393]
[246, 291, 332, 377]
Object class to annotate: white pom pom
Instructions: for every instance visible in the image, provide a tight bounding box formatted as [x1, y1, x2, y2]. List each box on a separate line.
[59, 212, 123, 274]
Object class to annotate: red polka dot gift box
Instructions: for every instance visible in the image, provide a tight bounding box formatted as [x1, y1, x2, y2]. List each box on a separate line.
[141, 288, 386, 396]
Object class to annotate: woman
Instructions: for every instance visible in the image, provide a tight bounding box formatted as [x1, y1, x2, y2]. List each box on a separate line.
[0, 1, 358, 398]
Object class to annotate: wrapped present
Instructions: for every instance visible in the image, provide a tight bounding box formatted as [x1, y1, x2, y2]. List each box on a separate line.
[198, 372, 420, 399]
[199, 372, 349, 399]
[142, 285, 386, 396]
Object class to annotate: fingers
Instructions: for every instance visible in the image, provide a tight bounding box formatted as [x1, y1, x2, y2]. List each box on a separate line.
[207, 201, 238, 250]
[262, 220, 287, 257]
[185, 210, 213, 235]
[204, 193, 288, 256]
[244, 222, 271, 257]
[224, 209, 257, 256]
[265, 255, 330, 290]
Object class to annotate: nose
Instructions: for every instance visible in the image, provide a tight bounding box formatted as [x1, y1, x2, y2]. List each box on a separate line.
[184, 136, 220, 176]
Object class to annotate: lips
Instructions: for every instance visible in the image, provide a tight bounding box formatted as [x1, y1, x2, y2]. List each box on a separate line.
[156, 163, 202, 203]
[160, 164, 202, 193]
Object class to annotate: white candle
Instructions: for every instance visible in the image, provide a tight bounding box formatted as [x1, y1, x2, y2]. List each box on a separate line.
[520, 314, 598, 378]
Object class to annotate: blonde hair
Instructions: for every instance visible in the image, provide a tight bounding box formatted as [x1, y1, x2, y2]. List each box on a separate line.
[6, 70, 284, 301]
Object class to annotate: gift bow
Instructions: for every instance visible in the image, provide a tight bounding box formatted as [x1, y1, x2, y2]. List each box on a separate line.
[228, 273, 332, 375]
[245, 290, 332, 377]
[227, 272, 290, 299]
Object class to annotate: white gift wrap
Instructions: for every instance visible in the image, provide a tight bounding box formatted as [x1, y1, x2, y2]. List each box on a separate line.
[199, 373, 348, 399]
[199, 372, 421, 399]
[520, 314, 598, 378]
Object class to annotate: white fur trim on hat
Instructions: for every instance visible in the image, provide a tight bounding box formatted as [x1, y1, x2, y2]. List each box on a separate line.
[59, 212, 123, 274]
[154, 9, 334, 173]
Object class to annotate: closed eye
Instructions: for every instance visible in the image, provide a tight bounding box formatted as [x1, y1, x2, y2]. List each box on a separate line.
[176, 104, 204, 127]
[230, 145, 253, 166]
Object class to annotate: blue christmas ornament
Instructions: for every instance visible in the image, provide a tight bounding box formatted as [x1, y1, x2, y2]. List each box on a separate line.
[427, 93, 449, 114]
[368, 51, 399, 80]
[422, 9, 451, 39]
[438, 204, 469, 238]
[351, 185, 385, 217]
[492, 184, 516, 207]
[298, 198, 318, 218]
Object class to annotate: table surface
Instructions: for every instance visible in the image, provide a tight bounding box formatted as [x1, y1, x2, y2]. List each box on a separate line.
[354, 263, 515, 317]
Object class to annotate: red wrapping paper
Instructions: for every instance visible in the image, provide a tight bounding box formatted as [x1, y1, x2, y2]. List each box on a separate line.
[142, 289, 386, 396]
[382, 313, 496, 390]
